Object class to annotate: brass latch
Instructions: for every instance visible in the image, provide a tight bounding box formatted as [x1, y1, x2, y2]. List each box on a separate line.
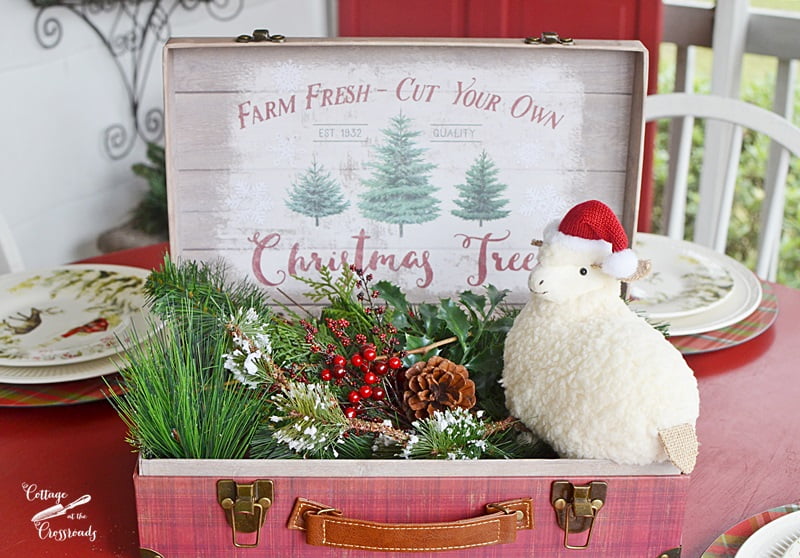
[524, 31, 574, 45]
[236, 29, 286, 43]
[551, 480, 607, 549]
[216, 479, 273, 548]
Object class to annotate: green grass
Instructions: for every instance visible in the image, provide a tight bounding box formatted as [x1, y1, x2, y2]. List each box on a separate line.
[751, 0, 800, 12]
[659, 45, 784, 93]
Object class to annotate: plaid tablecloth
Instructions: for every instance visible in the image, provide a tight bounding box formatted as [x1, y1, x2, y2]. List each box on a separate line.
[702, 503, 800, 556]
[0, 374, 122, 406]
[670, 282, 777, 354]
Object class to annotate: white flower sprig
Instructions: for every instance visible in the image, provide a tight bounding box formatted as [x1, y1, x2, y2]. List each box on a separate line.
[222, 307, 275, 389]
[268, 381, 350, 457]
[401, 408, 491, 460]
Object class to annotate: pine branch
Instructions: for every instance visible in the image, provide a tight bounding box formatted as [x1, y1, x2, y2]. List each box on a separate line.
[400, 408, 499, 460]
[107, 307, 263, 459]
[223, 307, 290, 389]
[145, 256, 272, 327]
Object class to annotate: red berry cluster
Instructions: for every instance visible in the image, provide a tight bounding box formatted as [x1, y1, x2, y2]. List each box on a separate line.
[325, 317, 353, 346]
[319, 345, 404, 418]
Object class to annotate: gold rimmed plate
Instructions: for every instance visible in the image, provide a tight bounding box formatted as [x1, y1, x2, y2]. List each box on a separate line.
[630, 234, 762, 336]
[629, 233, 736, 320]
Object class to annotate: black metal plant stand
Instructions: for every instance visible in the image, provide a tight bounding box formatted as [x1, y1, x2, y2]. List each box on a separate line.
[31, 0, 244, 160]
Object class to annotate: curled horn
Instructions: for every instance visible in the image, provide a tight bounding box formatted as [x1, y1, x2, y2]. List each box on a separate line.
[623, 259, 652, 282]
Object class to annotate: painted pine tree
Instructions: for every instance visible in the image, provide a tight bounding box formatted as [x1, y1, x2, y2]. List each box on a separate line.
[451, 150, 510, 227]
[359, 113, 439, 237]
[285, 159, 349, 226]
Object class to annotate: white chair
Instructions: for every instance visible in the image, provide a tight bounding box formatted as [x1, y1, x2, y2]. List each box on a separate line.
[645, 92, 800, 281]
[0, 212, 24, 275]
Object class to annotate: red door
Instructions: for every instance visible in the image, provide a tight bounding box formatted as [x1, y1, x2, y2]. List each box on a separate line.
[339, 0, 661, 229]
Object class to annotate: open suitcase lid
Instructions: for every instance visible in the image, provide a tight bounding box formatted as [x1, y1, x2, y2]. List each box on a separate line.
[164, 36, 646, 304]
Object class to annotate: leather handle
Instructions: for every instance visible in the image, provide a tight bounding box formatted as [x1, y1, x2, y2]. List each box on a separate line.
[288, 497, 533, 552]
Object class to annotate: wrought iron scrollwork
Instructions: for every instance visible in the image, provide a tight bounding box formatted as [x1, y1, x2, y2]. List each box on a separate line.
[31, 0, 244, 159]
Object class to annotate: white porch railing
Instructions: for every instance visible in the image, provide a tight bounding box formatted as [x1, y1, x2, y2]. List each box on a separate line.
[660, 0, 800, 280]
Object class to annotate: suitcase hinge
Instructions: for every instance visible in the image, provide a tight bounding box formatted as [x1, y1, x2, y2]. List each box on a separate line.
[524, 31, 574, 45]
[236, 29, 286, 43]
[216, 479, 274, 548]
[551, 480, 607, 550]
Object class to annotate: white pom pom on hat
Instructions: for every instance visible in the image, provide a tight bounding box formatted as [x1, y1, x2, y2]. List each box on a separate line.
[548, 199, 639, 279]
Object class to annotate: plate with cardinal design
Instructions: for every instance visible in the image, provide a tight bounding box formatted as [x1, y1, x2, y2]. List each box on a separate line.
[0, 265, 152, 377]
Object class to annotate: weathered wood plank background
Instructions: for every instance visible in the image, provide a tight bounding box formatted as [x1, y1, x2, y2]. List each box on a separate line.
[165, 38, 645, 304]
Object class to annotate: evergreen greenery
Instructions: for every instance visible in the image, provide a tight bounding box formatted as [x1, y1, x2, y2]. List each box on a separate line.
[131, 142, 168, 236]
[401, 408, 509, 460]
[112, 259, 552, 461]
[263, 380, 352, 457]
[145, 257, 313, 376]
[107, 307, 262, 459]
[285, 158, 349, 226]
[145, 256, 271, 331]
[451, 150, 510, 226]
[377, 282, 518, 421]
[359, 113, 439, 237]
[292, 265, 402, 361]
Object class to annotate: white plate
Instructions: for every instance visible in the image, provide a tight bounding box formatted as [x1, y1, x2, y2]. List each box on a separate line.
[629, 233, 735, 320]
[736, 510, 800, 557]
[630, 234, 762, 337]
[0, 264, 150, 368]
[783, 536, 800, 558]
[0, 352, 124, 385]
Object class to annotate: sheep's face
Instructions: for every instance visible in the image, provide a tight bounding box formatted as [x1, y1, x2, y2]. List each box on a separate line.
[528, 243, 618, 303]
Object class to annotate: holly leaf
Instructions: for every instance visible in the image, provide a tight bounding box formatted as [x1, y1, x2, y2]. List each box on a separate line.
[458, 290, 487, 320]
[464, 347, 508, 420]
[375, 280, 409, 313]
[484, 312, 517, 334]
[404, 334, 435, 362]
[485, 284, 511, 314]
[377, 280, 414, 331]
[415, 302, 444, 334]
[463, 345, 502, 374]
[389, 311, 412, 332]
[437, 299, 470, 346]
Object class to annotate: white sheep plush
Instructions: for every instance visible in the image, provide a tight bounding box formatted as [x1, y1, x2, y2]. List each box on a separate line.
[502, 200, 699, 473]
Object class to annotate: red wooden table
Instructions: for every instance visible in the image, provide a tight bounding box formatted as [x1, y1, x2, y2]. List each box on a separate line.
[1, 242, 798, 557]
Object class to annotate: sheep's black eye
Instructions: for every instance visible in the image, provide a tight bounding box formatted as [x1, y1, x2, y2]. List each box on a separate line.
[579, 267, 588, 276]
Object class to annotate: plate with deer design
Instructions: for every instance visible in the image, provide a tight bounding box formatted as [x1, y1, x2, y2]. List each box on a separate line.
[0, 265, 152, 375]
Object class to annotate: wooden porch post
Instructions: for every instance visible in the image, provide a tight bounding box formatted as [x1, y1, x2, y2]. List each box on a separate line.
[695, 0, 749, 251]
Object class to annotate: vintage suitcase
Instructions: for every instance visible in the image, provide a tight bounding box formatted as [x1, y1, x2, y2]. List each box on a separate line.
[133, 34, 689, 557]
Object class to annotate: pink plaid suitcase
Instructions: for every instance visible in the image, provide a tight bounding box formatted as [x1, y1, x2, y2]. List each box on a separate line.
[135, 459, 686, 556]
[135, 34, 687, 557]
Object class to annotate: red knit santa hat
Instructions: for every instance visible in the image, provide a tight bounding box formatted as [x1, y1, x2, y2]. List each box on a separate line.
[545, 200, 638, 279]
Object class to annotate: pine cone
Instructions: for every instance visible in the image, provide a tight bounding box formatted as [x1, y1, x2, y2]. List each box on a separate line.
[402, 356, 476, 420]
